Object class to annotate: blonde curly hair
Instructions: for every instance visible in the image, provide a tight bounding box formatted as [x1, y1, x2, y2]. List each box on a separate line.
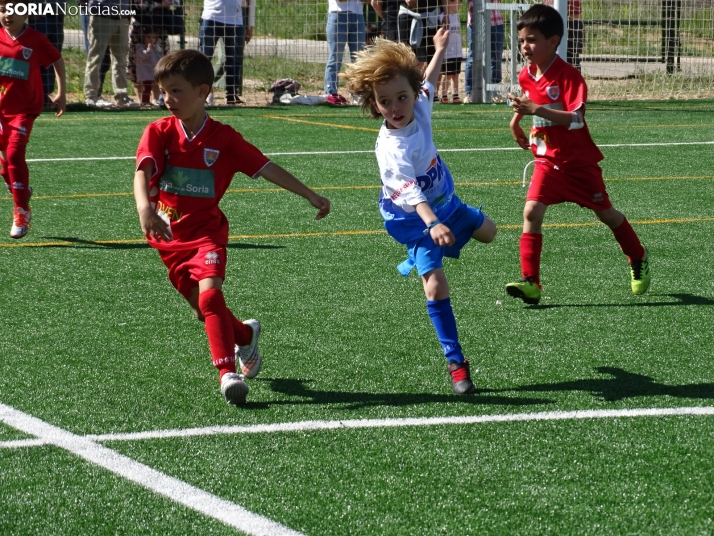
[340, 38, 423, 119]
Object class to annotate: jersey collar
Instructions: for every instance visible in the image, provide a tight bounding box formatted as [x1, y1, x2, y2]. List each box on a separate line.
[179, 113, 209, 142]
[3, 24, 28, 41]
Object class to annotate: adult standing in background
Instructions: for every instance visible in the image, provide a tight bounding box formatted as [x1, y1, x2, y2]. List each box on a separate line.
[396, 0, 442, 71]
[237, 0, 255, 99]
[200, 0, 246, 105]
[323, 0, 366, 105]
[370, 0, 400, 41]
[83, 0, 138, 107]
[464, 0, 503, 103]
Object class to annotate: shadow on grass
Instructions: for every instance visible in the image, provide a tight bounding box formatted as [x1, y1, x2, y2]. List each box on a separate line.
[527, 293, 714, 309]
[498, 366, 714, 402]
[37, 236, 284, 250]
[241, 378, 552, 409]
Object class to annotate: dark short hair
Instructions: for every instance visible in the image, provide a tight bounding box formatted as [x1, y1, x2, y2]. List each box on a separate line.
[517, 4, 564, 41]
[154, 49, 214, 87]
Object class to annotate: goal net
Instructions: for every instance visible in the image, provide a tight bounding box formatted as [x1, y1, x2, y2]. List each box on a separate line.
[29, 0, 714, 105]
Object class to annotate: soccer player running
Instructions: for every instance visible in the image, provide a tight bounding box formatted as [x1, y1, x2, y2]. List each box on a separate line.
[0, 0, 66, 239]
[134, 50, 330, 405]
[341, 29, 497, 395]
[506, 4, 650, 305]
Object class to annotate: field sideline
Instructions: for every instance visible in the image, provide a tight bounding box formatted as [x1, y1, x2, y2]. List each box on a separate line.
[1, 102, 714, 535]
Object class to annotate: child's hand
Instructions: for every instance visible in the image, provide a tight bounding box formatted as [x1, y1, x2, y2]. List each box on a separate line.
[430, 223, 455, 247]
[309, 194, 331, 220]
[138, 206, 173, 241]
[432, 27, 450, 51]
[510, 123, 530, 150]
[508, 93, 538, 116]
[51, 92, 66, 117]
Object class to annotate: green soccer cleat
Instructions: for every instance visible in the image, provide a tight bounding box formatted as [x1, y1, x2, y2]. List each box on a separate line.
[629, 248, 651, 295]
[506, 278, 542, 305]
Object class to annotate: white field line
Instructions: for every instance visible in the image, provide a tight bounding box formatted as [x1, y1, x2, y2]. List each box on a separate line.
[0, 403, 304, 536]
[25, 140, 714, 162]
[2, 406, 713, 450]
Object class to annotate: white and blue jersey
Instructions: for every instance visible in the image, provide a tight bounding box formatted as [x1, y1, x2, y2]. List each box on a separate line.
[376, 81, 463, 245]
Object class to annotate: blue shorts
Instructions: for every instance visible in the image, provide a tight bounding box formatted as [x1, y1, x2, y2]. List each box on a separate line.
[397, 204, 485, 277]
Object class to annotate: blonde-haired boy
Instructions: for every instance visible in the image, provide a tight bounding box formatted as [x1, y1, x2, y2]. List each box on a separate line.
[342, 31, 497, 395]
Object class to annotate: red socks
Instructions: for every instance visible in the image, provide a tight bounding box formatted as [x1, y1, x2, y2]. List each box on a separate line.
[227, 309, 253, 347]
[611, 218, 645, 262]
[520, 232, 543, 285]
[6, 140, 31, 210]
[198, 289, 236, 378]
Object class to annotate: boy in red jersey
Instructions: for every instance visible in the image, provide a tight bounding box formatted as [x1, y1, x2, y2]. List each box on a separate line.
[0, 0, 66, 238]
[134, 50, 330, 405]
[505, 4, 650, 305]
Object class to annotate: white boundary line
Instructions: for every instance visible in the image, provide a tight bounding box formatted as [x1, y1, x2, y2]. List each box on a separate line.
[3, 406, 713, 449]
[24, 141, 714, 162]
[0, 402, 304, 536]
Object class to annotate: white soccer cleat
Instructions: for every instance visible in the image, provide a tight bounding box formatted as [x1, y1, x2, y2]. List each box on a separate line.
[220, 372, 249, 405]
[237, 319, 262, 379]
[10, 207, 31, 239]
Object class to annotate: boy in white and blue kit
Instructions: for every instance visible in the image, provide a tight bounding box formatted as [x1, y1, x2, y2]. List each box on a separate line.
[342, 28, 497, 394]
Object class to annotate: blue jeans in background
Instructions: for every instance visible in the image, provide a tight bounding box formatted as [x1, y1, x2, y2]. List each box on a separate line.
[200, 19, 245, 102]
[323, 11, 365, 95]
[465, 22, 505, 94]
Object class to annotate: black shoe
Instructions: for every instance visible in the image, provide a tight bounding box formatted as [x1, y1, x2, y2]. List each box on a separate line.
[447, 360, 476, 395]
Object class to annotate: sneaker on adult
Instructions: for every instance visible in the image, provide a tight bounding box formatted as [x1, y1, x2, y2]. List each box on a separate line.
[220, 372, 249, 405]
[447, 360, 476, 395]
[85, 98, 96, 106]
[95, 97, 113, 108]
[237, 319, 262, 378]
[116, 95, 139, 108]
[326, 94, 347, 106]
[629, 248, 651, 295]
[206, 92, 214, 106]
[10, 206, 31, 239]
[506, 278, 542, 305]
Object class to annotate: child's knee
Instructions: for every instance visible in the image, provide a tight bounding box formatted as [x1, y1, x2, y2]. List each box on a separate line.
[523, 202, 546, 224]
[473, 216, 497, 243]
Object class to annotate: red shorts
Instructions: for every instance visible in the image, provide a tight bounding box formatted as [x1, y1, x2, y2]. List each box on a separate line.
[0, 114, 36, 149]
[527, 160, 612, 211]
[158, 245, 227, 299]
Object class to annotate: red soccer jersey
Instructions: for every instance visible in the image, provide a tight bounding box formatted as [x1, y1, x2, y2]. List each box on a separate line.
[136, 115, 271, 251]
[0, 25, 61, 116]
[518, 55, 603, 165]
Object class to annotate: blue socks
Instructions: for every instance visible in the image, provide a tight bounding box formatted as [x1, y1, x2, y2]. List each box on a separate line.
[426, 298, 464, 363]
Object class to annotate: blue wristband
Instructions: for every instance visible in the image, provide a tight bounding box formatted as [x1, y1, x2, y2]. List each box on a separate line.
[424, 219, 441, 235]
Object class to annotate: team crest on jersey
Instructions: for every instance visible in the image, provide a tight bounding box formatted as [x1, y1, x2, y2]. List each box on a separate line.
[22, 48, 33, 60]
[546, 86, 560, 100]
[203, 148, 219, 167]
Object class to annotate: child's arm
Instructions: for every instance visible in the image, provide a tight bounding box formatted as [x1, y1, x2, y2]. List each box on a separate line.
[415, 201, 455, 247]
[133, 160, 173, 241]
[508, 92, 584, 129]
[371, 0, 383, 18]
[51, 58, 67, 117]
[424, 27, 450, 89]
[258, 162, 331, 220]
[509, 111, 529, 150]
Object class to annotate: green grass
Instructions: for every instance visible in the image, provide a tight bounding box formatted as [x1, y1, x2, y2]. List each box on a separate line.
[1, 101, 714, 534]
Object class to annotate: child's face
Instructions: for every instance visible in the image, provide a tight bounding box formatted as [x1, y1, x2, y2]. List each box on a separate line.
[0, 4, 27, 36]
[518, 26, 560, 68]
[371, 74, 418, 130]
[158, 74, 209, 121]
